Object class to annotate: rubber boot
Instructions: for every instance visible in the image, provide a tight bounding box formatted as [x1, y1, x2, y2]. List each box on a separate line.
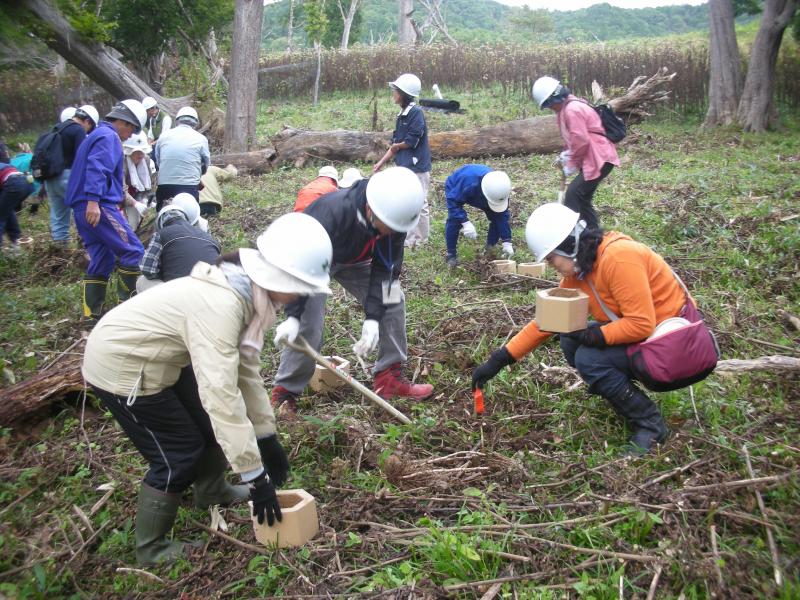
[607, 384, 669, 456]
[373, 363, 434, 401]
[117, 266, 140, 302]
[82, 277, 108, 324]
[192, 444, 250, 508]
[135, 483, 188, 566]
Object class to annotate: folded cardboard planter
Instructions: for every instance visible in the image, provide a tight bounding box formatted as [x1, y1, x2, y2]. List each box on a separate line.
[517, 262, 546, 277]
[536, 288, 589, 333]
[251, 489, 319, 548]
[308, 356, 350, 393]
[491, 259, 517, 275]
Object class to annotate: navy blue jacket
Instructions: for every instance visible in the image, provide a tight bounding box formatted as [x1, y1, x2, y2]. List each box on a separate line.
[391, 103, 431, 173]
[58, 121, 87, 169]
[65, 121, 124, 207]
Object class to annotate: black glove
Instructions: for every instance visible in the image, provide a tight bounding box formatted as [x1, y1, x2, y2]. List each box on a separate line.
[563, 326, 607, 348]
[257, 434, 290, 487]
[472, 346, 515, 390]
[249, 471, 282, 526]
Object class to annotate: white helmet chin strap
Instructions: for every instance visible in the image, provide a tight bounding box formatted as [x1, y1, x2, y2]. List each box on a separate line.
[551, 219, 586, 260]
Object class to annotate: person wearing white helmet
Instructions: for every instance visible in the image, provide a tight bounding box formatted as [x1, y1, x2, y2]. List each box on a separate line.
[531, 76, 620, 230]
[60, 107, 77, 122]
[470, 202, 709, 456]
[272, 166, 434, 416]
[443, 165, 513, 268]
[65, 99, 148, 324]
[338, 167, 364, 189]
[82, 212, 333, 565]
[74, 105, 100, 132]
[293, 165, 338, 212]
[153, 105, 210, 211]
[122, 132, 156, 229]
[137, 195, 221, 293]
[141, 96, 172, 144]
[373, 73, 432, 249]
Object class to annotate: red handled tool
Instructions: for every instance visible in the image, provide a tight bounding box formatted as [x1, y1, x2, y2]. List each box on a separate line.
[473, 388, 485, 415]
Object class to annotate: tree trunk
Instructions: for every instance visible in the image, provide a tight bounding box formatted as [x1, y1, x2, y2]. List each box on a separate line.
[398, 0, 417, 45]
[214, 69, 676, 173]
[224, 0, 265, 152]
[287, 0, 295, 53]
[313, 41, 322, 106]
[340, 0, 360, 50]
[18, 0, 188, 114]
[737, 0, 799, 132]
[703, 0, 742, 127]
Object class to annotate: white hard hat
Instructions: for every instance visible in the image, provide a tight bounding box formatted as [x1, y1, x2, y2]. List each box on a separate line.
[532, 76, 562, 108]
[60, 107, 77, 122]
[247, 212, 333, 294]
[142, 96, 158, 110]
[77, 105, 100, 127]
[481, 170, 512, 213]
[389, 73, 422, 98]
[366, 167, 424, 233]
[107, 100, 147, 133]
[123, 131, 151, 155]
[156, 204, 187, 230]
[525, 203, 583, 262]
[318, 165, 339, 181]
[170, 193, 201, 225]
[339, 167, 364, 189]
[176, 106, 199, 121]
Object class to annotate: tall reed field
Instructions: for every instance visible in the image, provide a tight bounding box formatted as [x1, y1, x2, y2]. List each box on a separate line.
[258, 40, 800, 113]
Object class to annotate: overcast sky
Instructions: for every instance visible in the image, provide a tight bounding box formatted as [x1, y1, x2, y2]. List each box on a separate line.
[497, 0, 706, 9]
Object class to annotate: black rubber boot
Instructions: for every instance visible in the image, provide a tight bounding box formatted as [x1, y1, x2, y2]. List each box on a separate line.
[135, 483, 189, 565]
[82, 277, 108, 323]
[192, 445, 249, 508]
[607, 384, 669, 456]
[117, 267, 140, 302]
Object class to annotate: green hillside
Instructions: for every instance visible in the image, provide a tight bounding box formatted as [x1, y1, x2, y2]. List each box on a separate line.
[262, 0, 718, 50]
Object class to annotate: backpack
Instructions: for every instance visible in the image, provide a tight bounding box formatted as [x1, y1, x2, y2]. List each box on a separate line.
[31, 122, 69, 181]
[566, 99, 627, 144]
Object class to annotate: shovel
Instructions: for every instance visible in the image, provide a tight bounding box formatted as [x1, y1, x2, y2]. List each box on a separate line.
[284, 336, 412, 425]
[557, 167, 567, 204]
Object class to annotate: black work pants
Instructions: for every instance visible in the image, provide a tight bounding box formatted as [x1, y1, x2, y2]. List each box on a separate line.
[564, 162, 614, 230]
[155, 184, 199, 212]
[93, 367, 214, 493]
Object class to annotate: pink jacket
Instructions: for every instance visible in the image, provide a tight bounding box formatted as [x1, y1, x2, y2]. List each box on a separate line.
[557, 95, 620, 181]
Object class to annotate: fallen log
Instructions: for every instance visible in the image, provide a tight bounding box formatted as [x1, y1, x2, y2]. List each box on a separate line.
[715, 355, 800, 373]
[213, 68, 677, 173]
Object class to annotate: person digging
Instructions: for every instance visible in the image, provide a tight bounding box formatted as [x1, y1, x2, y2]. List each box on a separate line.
[82, 213, 334, 565]
[472, 203, 704, 456]
[272, 166, 434, 416]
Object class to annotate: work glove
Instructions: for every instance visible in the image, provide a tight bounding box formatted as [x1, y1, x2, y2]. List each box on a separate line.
[197, 216, 209, 232]
[249, 471, 282, 526]
[353, 319, 380, 357]
[460, 221, 478, 240]
[501, 241, 514, 258]
[562, 326, 607, 349]
[257, 434, 290, 488]
[134, 201, 149, 217]
[558, 150, 572, 165]
[563, 164, 579, 178]
[471, 346, 516, 390]
[273, 317, 300, 347]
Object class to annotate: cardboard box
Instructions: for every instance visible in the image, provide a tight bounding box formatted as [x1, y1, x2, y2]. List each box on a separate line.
[251, 489, 319, 548]
[517, 262, 546, 277]
[535, 288, 589, 333]
[308, 356, 350, 393]
[491, 259, 517, 274]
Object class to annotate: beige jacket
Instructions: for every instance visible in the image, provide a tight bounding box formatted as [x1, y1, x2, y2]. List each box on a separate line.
[82, 262, 276, 475]
[199, 164, 237, 208]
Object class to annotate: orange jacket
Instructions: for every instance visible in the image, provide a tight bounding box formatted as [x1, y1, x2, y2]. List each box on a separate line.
[506, 232, 689, 360]
[294, 177, 338, 212]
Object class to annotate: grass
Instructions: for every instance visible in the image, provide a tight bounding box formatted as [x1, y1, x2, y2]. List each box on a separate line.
[0, 89, 799, 598]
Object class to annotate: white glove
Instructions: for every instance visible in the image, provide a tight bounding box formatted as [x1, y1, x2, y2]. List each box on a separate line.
[273, 317, 300, 347]
[353, 319, 380, 357]
[501, 241, 514, 258]
[559, 150, 572, 165]
[460, 221, 478, 240]
[134, 201, 148, 217]
[197, 216, 209, 232]
[563, 164, 578, 177]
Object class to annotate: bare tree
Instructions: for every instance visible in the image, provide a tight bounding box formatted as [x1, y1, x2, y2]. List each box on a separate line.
[287, 0, 296, 53]
[398, 0, 417, 45]
[338, 0, 362, 50]
[418, 0, 457, 45]
[703, 0, 742, 127]
[224, 0, 264, 152]
[737, 0, 798, 131]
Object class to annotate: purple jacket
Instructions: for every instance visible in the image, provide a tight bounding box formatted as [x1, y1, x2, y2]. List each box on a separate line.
[66, 121, 124, 207]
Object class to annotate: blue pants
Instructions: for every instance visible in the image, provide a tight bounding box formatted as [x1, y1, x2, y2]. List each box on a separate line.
[44, 169, 72, 242]
[74, 203, 144, 278]
[559, 324, 635, 400]
[0, 176, 33, 243]
[444, 208, 511, 257]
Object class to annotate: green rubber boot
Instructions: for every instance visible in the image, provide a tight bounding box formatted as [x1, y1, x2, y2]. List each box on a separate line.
[192, 444, 250, 508]
[135, 483, 188, 566]
[82, 277, 108, 324]
[117, 266, 140, 302]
